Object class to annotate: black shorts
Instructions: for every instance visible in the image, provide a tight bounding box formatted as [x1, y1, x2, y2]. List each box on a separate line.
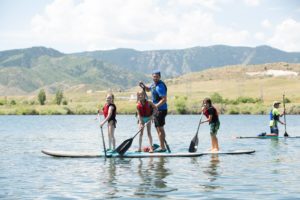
[154, 110, 167, 127]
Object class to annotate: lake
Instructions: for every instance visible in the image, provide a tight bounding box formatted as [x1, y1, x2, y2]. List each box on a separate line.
[1, 115, 300, 199]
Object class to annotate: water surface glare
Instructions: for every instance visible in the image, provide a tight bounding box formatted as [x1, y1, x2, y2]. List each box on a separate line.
[1, 115, 300, 199]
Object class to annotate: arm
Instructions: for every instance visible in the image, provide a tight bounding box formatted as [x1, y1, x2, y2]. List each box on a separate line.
[155, 96, 167, 109]
[136, 107, 143, 126]
[149, 101, 158, 118]
[201, 115, 212, 124]
[100, 106, 114, 127]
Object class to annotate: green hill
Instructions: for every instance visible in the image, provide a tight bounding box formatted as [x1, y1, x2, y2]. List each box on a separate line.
[75, 45, 300, 77]
[0, 47, 148, 95]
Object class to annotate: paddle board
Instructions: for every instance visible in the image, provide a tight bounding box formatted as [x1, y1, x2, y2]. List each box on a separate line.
[41, 149, 255, 158]
[201, 149, 255, 155]
[236, 136, 300, 139]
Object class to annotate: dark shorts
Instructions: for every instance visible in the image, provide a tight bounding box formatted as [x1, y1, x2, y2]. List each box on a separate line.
[210, 121, 220, 136]
[270, 126, 279, 135]
[154, 110, 167, 127]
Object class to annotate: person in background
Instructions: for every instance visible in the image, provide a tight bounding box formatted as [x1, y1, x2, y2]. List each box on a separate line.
[100, 93, 117, 152]
[140, 70, 168, 153]
[201, 97, 220, 152]
[268, 101, 285, 136]
[136, 90, 157, 153]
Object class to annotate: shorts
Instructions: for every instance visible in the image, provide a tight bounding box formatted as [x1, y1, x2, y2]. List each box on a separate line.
[270, 126, 279, 135]
[108, 119, 117, 128]
[141, 117, 151, 124]
[210, 121, 220, 136]
[154, 110, 167, 127]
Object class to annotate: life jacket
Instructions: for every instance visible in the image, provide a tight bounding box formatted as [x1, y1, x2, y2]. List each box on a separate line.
[102, 103, 116, 121]
[137, 101, 153, 117]
[269, 108, 279, 121]
[269, 109, 273, 120]
[151, 80, 167, 102]
[203, 106, 218, 121]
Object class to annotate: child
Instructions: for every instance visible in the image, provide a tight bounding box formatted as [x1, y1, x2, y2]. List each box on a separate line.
[201, 97, 220, 152]
[136, 90, 157, 153]
[100, 93, 117, 152]
[268, 101, 285, 136]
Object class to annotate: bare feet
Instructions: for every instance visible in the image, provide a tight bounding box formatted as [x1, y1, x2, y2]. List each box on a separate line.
[149, 148, 154, 153]
[211, 148, 219, 152]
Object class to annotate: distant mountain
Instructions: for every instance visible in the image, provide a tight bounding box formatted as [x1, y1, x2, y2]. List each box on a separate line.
[75, 45, 300, 77]
[1, 45, 300, 95]
[0, 47, 147, 95]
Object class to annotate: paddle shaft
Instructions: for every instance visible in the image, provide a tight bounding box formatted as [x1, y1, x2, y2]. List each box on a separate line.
[100, 127, 107, 158]
[133, 119, 152, 139]
[196, 113, 204, 137]
[283, 94, 288, 136]
[164, 139, 171, 153]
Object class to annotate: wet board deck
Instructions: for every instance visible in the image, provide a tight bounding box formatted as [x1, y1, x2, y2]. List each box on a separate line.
[236, 136, 300, 139]
[41, 149, 255, 158]
[201, 149, 255, 155]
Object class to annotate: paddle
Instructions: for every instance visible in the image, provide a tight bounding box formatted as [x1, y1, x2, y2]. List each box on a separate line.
[164, 139, 171, 153]
[100, 127, 108, 158]
[188, 113, 204, 152]
[283, 94, 289, 137]
[115, 120, 151, 155]
[139, 82, 149, 100]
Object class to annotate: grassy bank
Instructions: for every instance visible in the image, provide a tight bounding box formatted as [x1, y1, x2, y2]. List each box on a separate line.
[1, 62, 300, 115]
[1, 93, 300, 115]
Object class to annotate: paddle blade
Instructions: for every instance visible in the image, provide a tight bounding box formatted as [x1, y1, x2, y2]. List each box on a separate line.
[284, 132, 289, 137]
[188, 135, 199, 153]
[115, 138, 133, 155]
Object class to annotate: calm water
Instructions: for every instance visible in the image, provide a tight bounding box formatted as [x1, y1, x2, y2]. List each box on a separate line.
[1, 115, 300, 199]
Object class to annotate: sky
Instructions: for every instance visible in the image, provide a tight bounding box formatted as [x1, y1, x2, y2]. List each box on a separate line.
[1, 0, 300, 53]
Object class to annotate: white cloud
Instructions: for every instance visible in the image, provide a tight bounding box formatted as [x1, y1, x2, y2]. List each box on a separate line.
[261, 19, 272, 29]
[255, 32, 265, 40]
[268, 18, 300, 51]
[28, 0, 251, 52]
[244, 0, 261, 7]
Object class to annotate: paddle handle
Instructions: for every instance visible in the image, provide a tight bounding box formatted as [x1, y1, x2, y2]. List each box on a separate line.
[139, 82, 149, 100]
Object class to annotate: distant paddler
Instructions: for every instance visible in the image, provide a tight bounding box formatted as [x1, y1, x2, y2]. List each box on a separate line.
[259, 100, 286, 137]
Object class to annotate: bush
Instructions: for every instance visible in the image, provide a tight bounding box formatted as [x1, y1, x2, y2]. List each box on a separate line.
[62, 99, 68, 105]
[284, 98, 291, 103]
[38, 89, 46, 105]
[235, 96, 262, 104]
[211, 92, 223, 103]
[174, 96, 188, 114]
[55, 89, 64, 105]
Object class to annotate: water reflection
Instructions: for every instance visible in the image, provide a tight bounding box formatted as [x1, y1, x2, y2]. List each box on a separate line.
[135, 158, 176, 197]
[201, 155, 222, 191]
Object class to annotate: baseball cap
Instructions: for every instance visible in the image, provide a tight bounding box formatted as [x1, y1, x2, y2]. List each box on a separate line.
[152, 69, 161, 76]
[273, 101, 281, 106]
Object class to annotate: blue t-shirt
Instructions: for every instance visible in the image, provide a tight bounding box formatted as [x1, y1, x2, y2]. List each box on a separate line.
[151, 80, 168, 110]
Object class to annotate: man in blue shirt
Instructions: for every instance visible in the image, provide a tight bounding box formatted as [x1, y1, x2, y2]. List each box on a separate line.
[140, 70, 168, 152]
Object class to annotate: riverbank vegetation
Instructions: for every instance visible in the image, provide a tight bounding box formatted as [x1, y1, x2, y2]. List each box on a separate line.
[1, 62, 300, 115]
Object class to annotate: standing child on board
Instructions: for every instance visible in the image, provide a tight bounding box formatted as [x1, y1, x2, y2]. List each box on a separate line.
[100, 93, 117, 152]
[136, 90, 157, 153]
[201, 97, 220, 152]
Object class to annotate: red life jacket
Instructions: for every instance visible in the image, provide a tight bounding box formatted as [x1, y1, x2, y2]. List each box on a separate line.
[203, 106, 219, 123]
[137, 101, 152, 117]
[102, 103, 116, 121]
